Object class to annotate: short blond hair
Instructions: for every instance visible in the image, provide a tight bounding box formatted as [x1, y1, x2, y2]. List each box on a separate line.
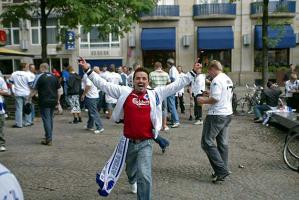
[209, 60, 223, 71]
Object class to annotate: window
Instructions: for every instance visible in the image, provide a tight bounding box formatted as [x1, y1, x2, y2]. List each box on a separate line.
[143, 50, 175, 71]
[0, 59, 20, 74]
[79, 26, 120, 49]
[254, 49, 289, 72]
[198, 50, 232, 72]
[5, 22, 20, 45]
[157, 0, 175, 5]
[30, 18, 59, 45]
[34, 58, 69, 72]
[196, 0, 230, 3]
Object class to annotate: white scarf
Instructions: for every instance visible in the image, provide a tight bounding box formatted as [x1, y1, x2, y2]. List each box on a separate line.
[96, 136, 129, 196]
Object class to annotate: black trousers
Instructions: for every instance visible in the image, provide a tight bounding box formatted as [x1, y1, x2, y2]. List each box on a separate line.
[193, 94, 203, 120]
[175, 95, 185, 113]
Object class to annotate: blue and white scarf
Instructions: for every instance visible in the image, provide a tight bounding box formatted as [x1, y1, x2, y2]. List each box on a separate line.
[96, 136, 129, 196]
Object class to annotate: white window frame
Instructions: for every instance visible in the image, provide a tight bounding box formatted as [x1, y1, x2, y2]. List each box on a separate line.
[30, 18, 59, 45]
[79, 26, 120, 50]
[5, 23, 20, 46]
[196, 0, 230, 4]
[157, 0, 175, 5]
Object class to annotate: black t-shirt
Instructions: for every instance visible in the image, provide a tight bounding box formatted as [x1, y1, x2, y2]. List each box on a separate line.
[261, 87, 282, 107]
[34, 72, 60, 108]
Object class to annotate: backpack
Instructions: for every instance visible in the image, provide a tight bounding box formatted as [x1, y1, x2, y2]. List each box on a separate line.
[67, 73, 81, 95]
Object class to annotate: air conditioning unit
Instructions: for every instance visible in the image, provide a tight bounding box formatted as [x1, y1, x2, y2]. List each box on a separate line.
[296, 33, 299, 44]
[243, 34, 250, 46]
[20, 40, 29, 50]
[182, 35, 190, 47]
[128, 34, 135, 48]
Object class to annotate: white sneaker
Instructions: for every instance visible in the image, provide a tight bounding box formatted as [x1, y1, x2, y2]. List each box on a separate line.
[130, 182, 137, 194]
[171, 123, 180, 128]
[193, 120, 203, 125]
[0, 146, 6, 152]
[163, 126, 170, 131]
[94, 128, 104, 134]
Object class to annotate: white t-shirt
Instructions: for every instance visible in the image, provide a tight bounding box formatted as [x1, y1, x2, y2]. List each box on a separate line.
[82, 74, 99, 99]
[105, 72, 122, 104]
[0, 163, 24, 200]
[285, 80, 299, 97]
[191, 73, 206, 96]
[99, 71, 109, 81]
[9, 71, 35, 96]
[169, 66, 179, 82]
[208, 73, 233, 116]
[0, 77, 8, 115]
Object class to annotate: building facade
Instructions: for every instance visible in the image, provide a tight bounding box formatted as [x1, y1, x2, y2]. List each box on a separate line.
[0, 0, 298, 85]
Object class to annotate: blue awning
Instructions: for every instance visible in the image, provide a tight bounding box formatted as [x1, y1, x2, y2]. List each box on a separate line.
[255, 25, 296, 49]
[141, 28, 176, 51]
[197, 26, 234, 50]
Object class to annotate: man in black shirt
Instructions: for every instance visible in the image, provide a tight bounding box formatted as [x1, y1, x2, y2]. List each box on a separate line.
[253, 81, 282, 123]
[29, 63, 61, 145]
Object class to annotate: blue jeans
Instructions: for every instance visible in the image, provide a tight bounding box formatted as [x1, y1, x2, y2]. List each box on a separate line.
[85, 97, 103, 130]
[40, 107, 54, 141]
[201, 115, 232, 176]
[167, 95, 179, 124]
[126, 140, 152, 200]
[15, 96, 32, 127]
[254, 104, 271, 119]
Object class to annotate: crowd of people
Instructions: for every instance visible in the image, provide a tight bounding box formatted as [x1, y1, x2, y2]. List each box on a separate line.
[0, 58, 235, 200]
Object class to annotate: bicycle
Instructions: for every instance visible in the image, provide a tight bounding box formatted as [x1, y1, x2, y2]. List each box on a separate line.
[283, 125, 299, 172]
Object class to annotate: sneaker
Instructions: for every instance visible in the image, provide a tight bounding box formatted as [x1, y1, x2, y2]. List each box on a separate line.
[0, 146, 6, 152]
[41, 139, 52, 146]
[162, 126, 170, 131]
[193, 120, 203, 125]
[212, 173, 230, 184]
[130, 182, 137, 194]
[94, 128, 104, 134]
[12, 125, 22, 128]
[85, 126, 95, 131]
[171, 123, 180, 128]
[254, 118, 263, 123]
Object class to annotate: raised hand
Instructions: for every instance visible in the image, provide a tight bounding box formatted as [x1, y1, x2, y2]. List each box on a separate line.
[78, 57, 89, 71]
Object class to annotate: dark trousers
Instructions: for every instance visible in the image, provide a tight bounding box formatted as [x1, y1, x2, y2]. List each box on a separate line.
[194, 94, 203, 120]
[175, 95, 185, 113]
[40, 107, 55, 141]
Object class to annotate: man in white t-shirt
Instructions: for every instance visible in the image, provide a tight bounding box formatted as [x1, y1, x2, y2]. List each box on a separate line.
[9, 63, 35, 128]
[81, 64, 104, 134]
[167, 58, 180, 128]
[198, 60, 233, 184]
[105, 65, 122, 119]
[0, 77, 10, 152]
[190, 66, 206, 125]
[0, 163, 24, 200]
[285, 73, 299, 109]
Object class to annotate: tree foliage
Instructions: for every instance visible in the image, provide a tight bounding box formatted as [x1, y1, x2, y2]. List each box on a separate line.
[0, 0, 157, 61]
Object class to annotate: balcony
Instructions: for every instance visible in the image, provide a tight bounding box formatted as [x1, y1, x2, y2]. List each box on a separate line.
[140, 5, 180, 21]
[193, 3, 236, 20]
[250, 1, 296, 18]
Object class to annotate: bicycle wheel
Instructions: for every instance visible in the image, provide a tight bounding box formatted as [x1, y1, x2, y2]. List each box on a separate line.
[285, 126, 299, 159]
[283, 132, 299, 172]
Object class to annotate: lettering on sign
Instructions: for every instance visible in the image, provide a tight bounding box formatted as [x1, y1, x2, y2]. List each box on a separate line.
[90, 50, 109, 56]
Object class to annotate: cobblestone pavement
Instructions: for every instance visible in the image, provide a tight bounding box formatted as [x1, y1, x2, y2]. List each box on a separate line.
[0, 109, 298, 200]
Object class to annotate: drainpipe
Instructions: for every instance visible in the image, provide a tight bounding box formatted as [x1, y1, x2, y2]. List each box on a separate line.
[239, 0, 243, 86]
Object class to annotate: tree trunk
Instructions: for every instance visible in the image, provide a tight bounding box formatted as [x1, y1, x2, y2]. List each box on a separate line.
[262, 0, 269, 87]
[40, 0, 47, 63]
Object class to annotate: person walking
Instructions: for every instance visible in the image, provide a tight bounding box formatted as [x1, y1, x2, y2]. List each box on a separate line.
[0, 76, 10, 152]
[29, 63, 62, 146]
[9, 63, 35, 128]
[198, 60, 234, 183]
[190, 65, 206, 125]
[166, 58, 180, 128]
[81, 64, 104, 134]
[67, 66, 82, 124]
[79, 57, 201, 200]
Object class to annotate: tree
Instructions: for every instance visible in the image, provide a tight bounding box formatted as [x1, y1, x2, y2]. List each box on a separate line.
[0, 0, 157, 62]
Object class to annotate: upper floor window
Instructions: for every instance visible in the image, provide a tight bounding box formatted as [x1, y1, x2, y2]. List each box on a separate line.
[157, 0, 175, 5]
[30, 18, 59, 45]
[196, 0, 230, 4]
[4, 22, 20, 46]
[79, 26, 120, 49]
